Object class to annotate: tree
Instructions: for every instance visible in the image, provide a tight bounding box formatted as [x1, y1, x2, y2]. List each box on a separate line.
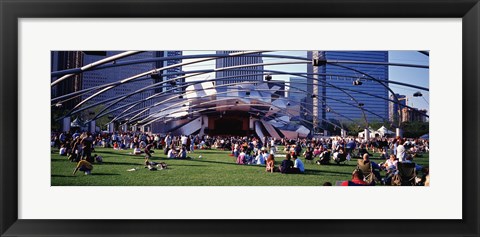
[51, 106, 68, 132]
[78, 104, 112, 131]
[401, 121, 429, 138]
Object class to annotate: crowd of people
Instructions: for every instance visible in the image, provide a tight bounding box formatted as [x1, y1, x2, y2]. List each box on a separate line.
[224, 134, 429, 183]
[52, 131, 201, 175]
[218, 135, 306, 174]
[52, 130, 429, 185]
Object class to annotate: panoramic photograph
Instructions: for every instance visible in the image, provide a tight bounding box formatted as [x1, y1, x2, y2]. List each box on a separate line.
[50, 50, 429, 186]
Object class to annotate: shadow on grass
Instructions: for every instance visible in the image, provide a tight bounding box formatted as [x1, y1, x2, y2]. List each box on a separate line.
[101, 161, 142, 166]
[93, 173, 121, 176]
[53, 173, 120, 177]
[51, 158, 69, 162]
[300, 161, 357, 169]
[304, 169, 352, 176]
[188, 158, 253, 167]
[171, 164, 207, 167]
[147, 157, 265, 168]
[52, 174, 75, 178]
[93, 150, 134, 156]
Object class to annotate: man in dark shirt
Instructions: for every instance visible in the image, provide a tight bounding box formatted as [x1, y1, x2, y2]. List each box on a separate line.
[144, 143, 154, 161]
[81, 132, 94, 163]
[294, 143, 302, 156]
[280, 153, 294, 174]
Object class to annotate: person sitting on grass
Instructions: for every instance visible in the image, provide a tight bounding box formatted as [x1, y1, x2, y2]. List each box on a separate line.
[292, 154, 305, 174]
[73, 160, 93, 175]
[244, 150, 254, 164]
[379, 149, 389, 160]
[383, 154, 398, 172]
[59, 145, 67, 156]
[380, 154, 398, 185]
[254, 149, 266, 165]
[303, 147, 314, 163]
[284, 144, 291, 153]
[236, 150, 246, 165]
[279, 153, 294, 174]
[403, 154, 423, 171]
[113, 141, 120, 150]
[341, 169, 372, 186]
[131, 145, 142, 155]
[176, 146, 187, 159]
[238, 149, 251, 164]
[313, 146, 322, 158]
[265, 154, 276, 173]
[294, 142, 302, 156]
[332, 149, 346, 164]
[316, 150, 330, 165]
[167, 144, 177, 158]
[93, 154, 103, 164]
[359, 153, 381, 181]
[262, 148, 269, 162]
[358, 144, 371, 158]
[233, 143, 240, 158]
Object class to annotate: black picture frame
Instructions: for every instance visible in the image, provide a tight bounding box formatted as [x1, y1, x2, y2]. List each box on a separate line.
[1, 0, 479, 236]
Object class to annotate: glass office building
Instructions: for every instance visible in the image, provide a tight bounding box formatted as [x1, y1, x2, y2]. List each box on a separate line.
[81, 51, 160, 117]
[215, 51, 263, 95]
[307, 51, 389, 124]
[155, 51, 183, 93]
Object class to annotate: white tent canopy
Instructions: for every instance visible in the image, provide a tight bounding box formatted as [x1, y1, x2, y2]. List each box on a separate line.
[358, 128, 376, 138]
[376, 126, 395, 137]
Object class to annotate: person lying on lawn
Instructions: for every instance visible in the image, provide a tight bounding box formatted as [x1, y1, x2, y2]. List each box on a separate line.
[145, 159, 168, 170]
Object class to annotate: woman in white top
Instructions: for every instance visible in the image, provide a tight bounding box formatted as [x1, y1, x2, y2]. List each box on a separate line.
[168, 144, 177, 158]
[384, 154, 398, 172]
[255, 150, 266, 165]
[59, 145, 67, 156]
[396, 140, 406, 162]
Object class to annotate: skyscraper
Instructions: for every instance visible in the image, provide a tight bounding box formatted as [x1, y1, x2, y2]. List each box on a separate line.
[52, 51, 183, 119]
[51, 51, 84, 110]
[307, 51, 389, 126]
[80, 51, 159, 118]
[215, 51, 263, 95]
[154, 51, 183, 93]
[288, 77, 308, 103]
[389, 93, 407, 122]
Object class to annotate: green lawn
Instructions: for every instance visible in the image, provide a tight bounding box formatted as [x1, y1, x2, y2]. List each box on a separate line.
[51, 146, 429, 186]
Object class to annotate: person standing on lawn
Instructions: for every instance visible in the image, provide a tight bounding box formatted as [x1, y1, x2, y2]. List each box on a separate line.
[144, 143, 154, 161]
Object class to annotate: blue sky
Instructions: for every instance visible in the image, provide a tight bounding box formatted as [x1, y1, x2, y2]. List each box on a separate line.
[182, 51, 429, 112]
